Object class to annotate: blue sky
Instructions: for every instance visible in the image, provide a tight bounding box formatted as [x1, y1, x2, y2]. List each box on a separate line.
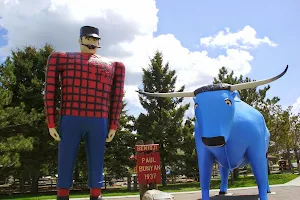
[0, 28, 7, 46]
[0, 0, 299, 109]
[154, 0, 299, 107]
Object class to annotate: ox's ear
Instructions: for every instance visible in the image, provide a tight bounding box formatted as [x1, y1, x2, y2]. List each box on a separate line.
[231, 90, 241, 101]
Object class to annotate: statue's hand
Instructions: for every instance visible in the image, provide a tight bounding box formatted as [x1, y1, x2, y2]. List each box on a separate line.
[106, 129, 116, 143]
[49, 128, 61, 141]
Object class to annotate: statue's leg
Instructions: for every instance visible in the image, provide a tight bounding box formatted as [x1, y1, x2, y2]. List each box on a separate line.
[196, 145, 214, 200]
[85, 117, 108, 200]
[57, 116, 83, 200]
[219, 166, 230, 194]
[247, 143, 269, 200]
[194, 120, 214, 200]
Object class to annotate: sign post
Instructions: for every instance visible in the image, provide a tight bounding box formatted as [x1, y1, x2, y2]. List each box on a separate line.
[135, 140, 161, 199]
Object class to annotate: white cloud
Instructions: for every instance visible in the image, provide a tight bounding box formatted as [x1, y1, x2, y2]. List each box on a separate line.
[0, 0, 158, 58]
[291, 97, 300, 115]
[0, 0, 277, 119]
[200, 25, 278, 49]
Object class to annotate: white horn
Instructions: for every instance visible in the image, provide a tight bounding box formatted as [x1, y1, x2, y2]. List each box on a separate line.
[230, 65, 288, 91]
[136, 90, 195, 97]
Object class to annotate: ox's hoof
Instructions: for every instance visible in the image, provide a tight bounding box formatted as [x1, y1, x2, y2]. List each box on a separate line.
[267, 191, 276, 195]
[217, 191, 233, 196]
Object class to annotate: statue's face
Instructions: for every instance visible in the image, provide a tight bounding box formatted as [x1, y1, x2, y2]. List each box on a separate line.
[79, 36, 100, 54]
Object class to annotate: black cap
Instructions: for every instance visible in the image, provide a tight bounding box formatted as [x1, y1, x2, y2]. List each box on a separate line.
[80, 26, 100, 39]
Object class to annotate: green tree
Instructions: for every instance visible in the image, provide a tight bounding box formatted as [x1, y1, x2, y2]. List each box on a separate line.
[0, 44, 57, 193]
[136, 51, 190, 186]
[278, 107, 292, 166]
[273, 106, 299, 168]
[0, 92, 35, 174]
[180, 117, 198, 179]
[290, 113, 300, 170]
[264, 103, 283, 154]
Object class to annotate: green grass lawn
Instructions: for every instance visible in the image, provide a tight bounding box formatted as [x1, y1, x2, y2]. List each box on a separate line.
[0, 174, 298, 200]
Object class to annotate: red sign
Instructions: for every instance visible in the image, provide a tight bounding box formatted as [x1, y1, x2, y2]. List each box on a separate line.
[136, 152, 161, 184]
[135, 144, 159, 152]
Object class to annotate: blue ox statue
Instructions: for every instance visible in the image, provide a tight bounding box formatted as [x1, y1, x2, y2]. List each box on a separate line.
[137, 65, 288, 200]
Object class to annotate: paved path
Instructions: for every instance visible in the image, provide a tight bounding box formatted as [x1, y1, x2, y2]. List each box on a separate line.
[72, 177, 300, 200]
[170, 186, 300, 200]
[284, 175, 300, 186]
[72, 185, 300, 200]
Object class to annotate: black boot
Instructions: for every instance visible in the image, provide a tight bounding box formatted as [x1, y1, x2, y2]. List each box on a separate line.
[90, 196, 104, 200]
[57, 196, 69, 200]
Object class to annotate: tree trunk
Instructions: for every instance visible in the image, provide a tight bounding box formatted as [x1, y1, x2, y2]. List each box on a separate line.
[267, 160, 271, 175]
[158, 141, 167, 186]
[286, 145, 292, 169]
[19, 173, 25, 193]
[172, 175, 176, 184]
[127, 175, 131, 191]
[294, 147, 300, 171]
[30, 172, 39, 194]
[233, 168, 239, 180]
[161, 158, 167, 186]
[294, 148, 299, 161]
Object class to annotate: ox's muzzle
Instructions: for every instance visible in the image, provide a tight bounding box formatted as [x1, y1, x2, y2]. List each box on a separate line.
[202, 136, 226, 147]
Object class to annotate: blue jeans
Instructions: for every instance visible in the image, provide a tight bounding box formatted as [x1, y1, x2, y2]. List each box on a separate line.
[57, 115, 108, 189]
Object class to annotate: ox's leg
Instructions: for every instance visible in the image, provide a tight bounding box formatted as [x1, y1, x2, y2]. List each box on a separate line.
[247, 145, 269, 200]
[197, 147, 214, 200]
[219, 166, 230, 194]
[194, 120, 214, 200]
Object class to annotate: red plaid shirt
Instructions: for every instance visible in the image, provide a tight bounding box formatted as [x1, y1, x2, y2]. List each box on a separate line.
[44, 52, 125, 130]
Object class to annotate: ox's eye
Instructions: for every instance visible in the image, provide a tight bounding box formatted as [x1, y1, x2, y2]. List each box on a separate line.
[194, 103, 198, 109]
[225, 99, 232, 106]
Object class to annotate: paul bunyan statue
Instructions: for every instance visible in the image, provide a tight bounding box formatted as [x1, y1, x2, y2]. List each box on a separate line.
[44, 26, 125, 200]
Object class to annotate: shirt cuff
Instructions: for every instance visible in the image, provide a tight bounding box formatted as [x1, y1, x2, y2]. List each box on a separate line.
[48, 123, 56, 129]
[109, 123, 118, 131]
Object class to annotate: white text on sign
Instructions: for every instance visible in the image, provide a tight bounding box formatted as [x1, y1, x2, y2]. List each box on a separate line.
[138, 165, 161, 172]
[142, 156, 156, 163]
[136, 145, 159, 152]
[144, 173, 156, 180]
